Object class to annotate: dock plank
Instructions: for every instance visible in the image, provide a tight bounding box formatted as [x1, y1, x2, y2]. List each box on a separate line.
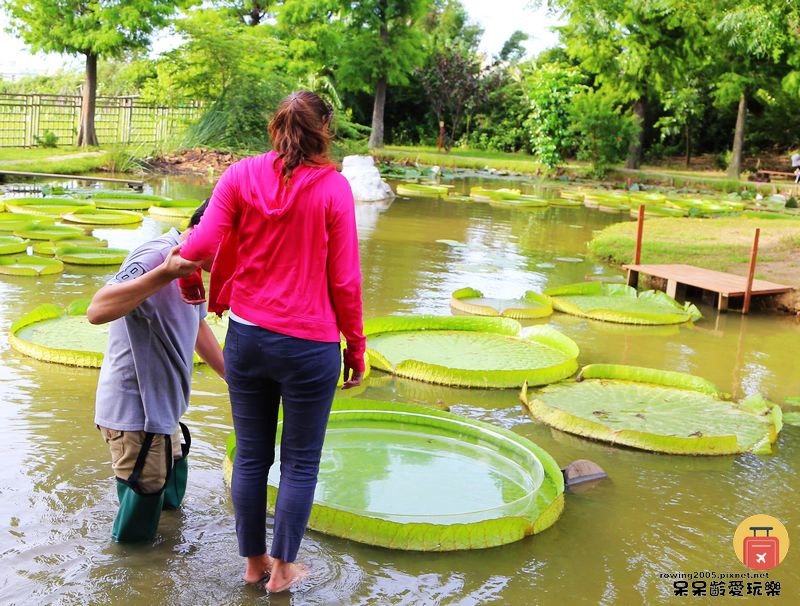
[623, 263, 794, 312]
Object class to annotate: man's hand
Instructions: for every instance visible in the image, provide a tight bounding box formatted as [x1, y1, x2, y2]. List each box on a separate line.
[164, 244, 203, 278]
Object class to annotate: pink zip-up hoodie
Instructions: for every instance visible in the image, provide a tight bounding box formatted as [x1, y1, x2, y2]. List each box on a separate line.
[180, 151, 365, 370]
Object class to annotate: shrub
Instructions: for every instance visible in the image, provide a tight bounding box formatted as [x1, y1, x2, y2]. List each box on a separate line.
[34, 130, 58, 148]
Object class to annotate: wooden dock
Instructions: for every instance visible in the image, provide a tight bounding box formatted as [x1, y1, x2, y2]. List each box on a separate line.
[623, 263, 794, 312]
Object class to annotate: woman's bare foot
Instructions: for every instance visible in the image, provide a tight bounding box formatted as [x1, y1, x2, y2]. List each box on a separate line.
[243, 553, 273, 584]
[264, 559, 308, 593]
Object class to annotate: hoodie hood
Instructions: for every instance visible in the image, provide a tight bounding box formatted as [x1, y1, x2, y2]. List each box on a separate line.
[240, 150, 336, 219]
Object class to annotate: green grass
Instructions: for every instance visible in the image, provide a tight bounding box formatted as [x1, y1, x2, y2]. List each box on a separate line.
[590, 216, 800, 281]
[0, 147, 112, 174]
[374, 145, 556, 174]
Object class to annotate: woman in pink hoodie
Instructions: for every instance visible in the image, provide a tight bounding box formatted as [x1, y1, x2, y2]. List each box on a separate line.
[179, 90, 365, 593]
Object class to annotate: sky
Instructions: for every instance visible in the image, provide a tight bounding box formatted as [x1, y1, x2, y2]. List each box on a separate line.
[0, 1, 563, 79]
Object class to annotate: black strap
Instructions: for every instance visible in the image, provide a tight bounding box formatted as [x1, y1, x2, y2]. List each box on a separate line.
[123, 433, 173, 494]
[178, 422, 191, 459]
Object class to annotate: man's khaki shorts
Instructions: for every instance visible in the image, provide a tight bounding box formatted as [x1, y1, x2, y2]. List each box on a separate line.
[98, 426, 182, 494]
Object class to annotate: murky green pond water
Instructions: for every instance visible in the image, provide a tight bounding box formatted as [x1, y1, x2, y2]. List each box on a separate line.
[1, 174, 797, 605]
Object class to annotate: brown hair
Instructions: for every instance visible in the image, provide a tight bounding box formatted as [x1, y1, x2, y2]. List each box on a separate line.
[269, 90, 334, 181]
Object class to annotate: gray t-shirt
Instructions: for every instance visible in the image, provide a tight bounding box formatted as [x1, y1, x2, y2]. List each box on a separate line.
[94, 228, 207, 434]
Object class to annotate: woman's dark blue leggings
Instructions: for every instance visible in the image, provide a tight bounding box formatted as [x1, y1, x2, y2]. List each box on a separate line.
[224, 320, 340, 562]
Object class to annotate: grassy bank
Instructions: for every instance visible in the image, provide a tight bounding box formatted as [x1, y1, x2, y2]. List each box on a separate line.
[376, 145, 798, 198]
[0, 147, 113, 174]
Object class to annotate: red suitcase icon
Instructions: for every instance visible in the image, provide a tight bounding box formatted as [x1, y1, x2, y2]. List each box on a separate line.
[744, 526, 780, 570]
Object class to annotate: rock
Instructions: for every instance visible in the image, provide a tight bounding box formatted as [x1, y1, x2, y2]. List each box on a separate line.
[341, 155, 395, 202]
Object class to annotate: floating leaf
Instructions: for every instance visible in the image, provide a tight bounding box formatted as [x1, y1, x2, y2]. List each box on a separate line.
[544, 281, 701, 325]
[365, 315, 578, 388]
[521, 364, 782, 455]
[32, 237, 108, 255]
[56, 246, 129, 266]
[9, 299, 228, 367]
[0, 255, 63, 276]
[61, 208, 143, 225]
[450, 287, 553, 319]
[396, 182, 452, 198]
[13, 223, 85, 241]
[223, 398, 564, 551]
[148, 200, 198, 218]
[4, 197, 95, 216]
[0, 235, 30, 255]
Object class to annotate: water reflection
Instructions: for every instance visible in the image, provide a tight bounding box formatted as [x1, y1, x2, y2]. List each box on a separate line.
[1, 174, 798, 605]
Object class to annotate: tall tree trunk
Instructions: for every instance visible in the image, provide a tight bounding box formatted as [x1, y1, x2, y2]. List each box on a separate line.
[624, 98, 646, 169]
[77, 52, 99, 147]
[728, 92, 747, 178]
[368, 76, 387, 149]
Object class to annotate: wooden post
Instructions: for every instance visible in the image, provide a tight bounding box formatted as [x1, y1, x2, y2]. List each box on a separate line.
[743, 228, 760, 314]
[627, 204, 645, 288]
[634, 204, 645, 264]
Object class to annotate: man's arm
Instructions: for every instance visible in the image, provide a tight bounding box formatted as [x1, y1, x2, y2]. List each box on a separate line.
[195, 320, 225, 379]
[87, 244, 202, 325]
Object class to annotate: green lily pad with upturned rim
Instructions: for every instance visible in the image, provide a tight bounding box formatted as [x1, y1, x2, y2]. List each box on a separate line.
[4, 197, 95, 216]
[55, 246, 130, 266]
[92, 198, 156, 210]
[32, 236, 108, 255]
[450, 287, 553, 319]
[9, 299, 229, 367]
[0, 254, 63, 276]
[0, 214, 52, 233]
[13, 223, 86, 241]
[520, 364, 782, 455]
[90, 192, 171, 210]
[544, 281, 701, 325]
[0, 235, 30, 255]
[364, 315, 578, 388]
[396, 183, 452, 198]
[148, 199, 202, 218]
[223, 397, 564, 551]
[61, 208, 143, 225]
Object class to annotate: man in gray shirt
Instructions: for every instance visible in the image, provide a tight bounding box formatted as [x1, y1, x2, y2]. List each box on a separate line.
[88, 201, 224, 541]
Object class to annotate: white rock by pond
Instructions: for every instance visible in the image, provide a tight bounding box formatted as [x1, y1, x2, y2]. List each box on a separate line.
[341, 155, 395, 202]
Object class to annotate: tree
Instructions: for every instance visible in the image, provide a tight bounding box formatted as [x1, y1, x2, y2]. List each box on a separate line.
[569, 89, 640, 177]
[3, 0, 187, 146]
[715, 1, 800, 176]
[541, 0, 712, 168]
[143, 8, 290, 149]
[417, 42, 488, 148]
[336, 0, 431, 148]
[524, 63, 586, 168]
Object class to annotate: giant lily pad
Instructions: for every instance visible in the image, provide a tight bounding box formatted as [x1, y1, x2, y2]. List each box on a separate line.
[61, 208, 143, 225]
[56, 246, 129, 266]
[0, 255, 63, 276]
[0, 214, 50, 233]
[32, 236, 108, 255]
[544, 282, 701, 325]
[0, 235, 30, 255]
[365, 315, 578, 388]
[9, 299, 229, 367]
[4, 197, 95, 216]
[148, 199, 201, 218]
[90, 192, 171, 210]
[521, 364, 782, 455]
[223, 398, 564, 551]
[450, 287, 553, 319]
[396, 183, 452, 198]
[13, 223, 85, 241]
